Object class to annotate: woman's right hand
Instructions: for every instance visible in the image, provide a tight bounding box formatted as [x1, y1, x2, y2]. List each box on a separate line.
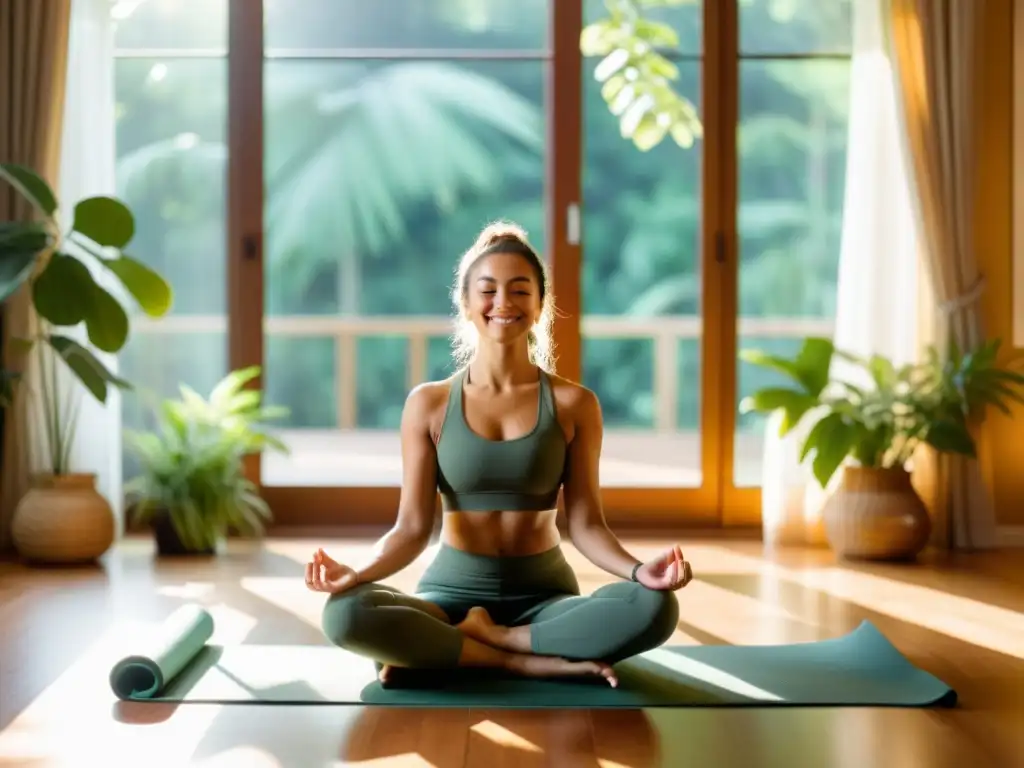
[304, 548, 360, 594]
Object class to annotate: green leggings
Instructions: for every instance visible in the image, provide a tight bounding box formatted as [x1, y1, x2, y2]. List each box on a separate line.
[321, 544, 679, 669]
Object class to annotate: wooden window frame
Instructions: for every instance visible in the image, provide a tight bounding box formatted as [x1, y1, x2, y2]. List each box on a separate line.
[225, 0, 761, 531]
[1014, 0, 1024, 347]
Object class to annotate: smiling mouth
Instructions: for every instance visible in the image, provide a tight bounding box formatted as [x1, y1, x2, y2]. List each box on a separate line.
[487, 315, 522, 325]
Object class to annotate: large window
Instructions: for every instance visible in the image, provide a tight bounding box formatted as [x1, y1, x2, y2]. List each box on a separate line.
[259, 1, 549, 487]
[113, 0, 852, 525]
[113, 0, 229, 485]
[581, 0, 704, 489]
[734, 1, 851, 487]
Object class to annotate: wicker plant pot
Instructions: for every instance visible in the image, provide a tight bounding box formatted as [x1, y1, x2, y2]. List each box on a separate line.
[821, 466, 931, 561]
[11, 473, 116, 564]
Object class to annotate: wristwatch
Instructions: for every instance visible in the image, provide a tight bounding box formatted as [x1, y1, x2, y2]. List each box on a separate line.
[630, 562, 642, 582]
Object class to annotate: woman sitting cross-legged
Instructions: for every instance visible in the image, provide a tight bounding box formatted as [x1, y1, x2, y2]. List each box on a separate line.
[304, 221, 693, 687]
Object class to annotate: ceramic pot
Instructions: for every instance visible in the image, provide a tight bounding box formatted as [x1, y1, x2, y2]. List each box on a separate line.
[821, 465, 932, 561]
[11, 473, 115, 564]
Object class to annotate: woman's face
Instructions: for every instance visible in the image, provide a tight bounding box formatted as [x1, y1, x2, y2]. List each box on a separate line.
[463, 252, 543, 346]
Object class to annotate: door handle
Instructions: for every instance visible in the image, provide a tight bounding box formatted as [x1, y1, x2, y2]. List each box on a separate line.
[242, 234, 260, 262]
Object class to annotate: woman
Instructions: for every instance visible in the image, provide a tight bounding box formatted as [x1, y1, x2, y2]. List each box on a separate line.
[304, 221, 693, 687]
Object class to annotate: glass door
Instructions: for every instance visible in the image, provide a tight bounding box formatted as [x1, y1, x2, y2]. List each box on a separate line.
[245, 0, 728, 527]
[199, 0, 854, 529]
[729, 0, 853, 523]
[579, 0, 714, 522]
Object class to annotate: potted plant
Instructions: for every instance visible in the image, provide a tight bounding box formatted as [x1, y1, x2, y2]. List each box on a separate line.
[123, 366, 289, 556]
[739, 336, 1024, 560]
[1, 163, 173, 563]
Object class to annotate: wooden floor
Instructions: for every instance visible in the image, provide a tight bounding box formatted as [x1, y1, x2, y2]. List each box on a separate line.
[1, 533, 1022, 767]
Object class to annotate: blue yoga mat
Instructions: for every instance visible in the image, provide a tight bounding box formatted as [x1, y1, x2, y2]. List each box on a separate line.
[108, 606, 956, 708]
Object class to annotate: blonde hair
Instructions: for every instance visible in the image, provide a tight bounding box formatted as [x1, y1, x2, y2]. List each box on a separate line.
[451, 220, 556, 372]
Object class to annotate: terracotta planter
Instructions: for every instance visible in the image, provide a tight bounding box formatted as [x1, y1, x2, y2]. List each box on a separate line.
[821, 466, 932, 561]
[11, 473, 116, 564]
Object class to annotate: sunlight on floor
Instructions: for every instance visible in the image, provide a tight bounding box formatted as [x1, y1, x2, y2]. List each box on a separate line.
[0, 604, 258, 767]
[676, 580, 825, 645]
[157, 582, 217, 600]
[644, 649, 784, 702]
[703, 546, 1024, 660]
[470, 720, 543, 753]
[240, 577, 328, 630]
[331, 757, 440, 767]
[191, 746, 284, 768]
[191, 748, 439, 768]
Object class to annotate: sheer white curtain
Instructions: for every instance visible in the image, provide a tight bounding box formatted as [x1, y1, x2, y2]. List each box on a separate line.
[56, 0, 122, 527]
[760, 0, 919, 548]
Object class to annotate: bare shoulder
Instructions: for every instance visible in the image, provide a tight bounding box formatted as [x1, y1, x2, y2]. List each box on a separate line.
[403, 376, 455, 437]
[546, 372, 602, 426]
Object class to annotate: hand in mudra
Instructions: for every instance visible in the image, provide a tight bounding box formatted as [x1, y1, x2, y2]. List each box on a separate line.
[635, 545, 693, 591]
[304, 548, 359, 594]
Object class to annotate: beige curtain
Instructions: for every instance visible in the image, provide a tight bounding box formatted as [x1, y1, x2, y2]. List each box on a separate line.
[885, 0, 998, 550]
[0, 0, 73, 553]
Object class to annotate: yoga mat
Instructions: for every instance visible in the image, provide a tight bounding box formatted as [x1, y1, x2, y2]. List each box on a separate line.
[109, 606, 956, 708]
[109, 604, 215, 701]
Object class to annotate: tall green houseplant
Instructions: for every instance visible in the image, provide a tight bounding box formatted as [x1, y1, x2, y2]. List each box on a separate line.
[739, 337, 1024, 488]
[739, 336, 1024, 560]
[1, 162, 172, 419]
[1, 162, 173, 563]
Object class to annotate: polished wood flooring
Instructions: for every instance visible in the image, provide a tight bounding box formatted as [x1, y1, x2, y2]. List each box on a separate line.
[1, 533, 1022, 767]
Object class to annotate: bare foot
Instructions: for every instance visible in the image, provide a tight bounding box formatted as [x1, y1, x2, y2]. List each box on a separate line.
[378, 664, 394, 685]
[457, 607, 530, 653]
[457, 607, 499, 642]
[508, 654, 619, 687]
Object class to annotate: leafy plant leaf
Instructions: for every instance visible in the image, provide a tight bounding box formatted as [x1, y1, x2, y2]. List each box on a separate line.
[33, 252, 131, 352]
[101, 254, 173, 317]
[791, 337, 835, 396]
[31, 253, 95, 325]
[71, 196, 135, 249]
[738, 386, 818, 434]
[83, 280, 130, 353]
[581, 3, 702, 151]
[799, 412, 857, 487]
[923, 420, 976, 457]
[738, 349, 808, 386]
[0, 220, 50, 252]
[0, 163, 58, 216]
[741, 336, 835, 397]
[0, 247, 38, 304]
[47, 334, 132, 404]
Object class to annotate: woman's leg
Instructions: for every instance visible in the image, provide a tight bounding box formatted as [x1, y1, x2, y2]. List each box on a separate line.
[460, 582, 680, 665]
[321, 582, 616, 680]
[321, 582, 462, 667]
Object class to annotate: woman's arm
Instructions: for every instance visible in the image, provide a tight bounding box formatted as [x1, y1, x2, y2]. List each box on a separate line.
[562, 387, 644, 581]
[351, 384, 441, 584]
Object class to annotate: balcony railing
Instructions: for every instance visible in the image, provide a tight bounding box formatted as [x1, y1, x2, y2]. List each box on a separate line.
[132, 314, 834, 432]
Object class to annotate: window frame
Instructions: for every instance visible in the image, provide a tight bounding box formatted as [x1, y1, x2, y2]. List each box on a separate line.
[205, 0, 837, 530]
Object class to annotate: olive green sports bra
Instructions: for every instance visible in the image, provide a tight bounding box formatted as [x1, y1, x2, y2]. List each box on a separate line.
[435, 368, 567, 512]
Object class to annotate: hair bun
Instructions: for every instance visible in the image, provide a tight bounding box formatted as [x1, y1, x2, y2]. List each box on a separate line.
[475, 220, 531, 250]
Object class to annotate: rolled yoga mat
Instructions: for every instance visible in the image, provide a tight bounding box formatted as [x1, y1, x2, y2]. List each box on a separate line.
[109, 605, 957, 708]
[109, 604, 215, 701]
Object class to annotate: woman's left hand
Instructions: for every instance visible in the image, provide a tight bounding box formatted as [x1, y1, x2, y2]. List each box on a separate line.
[635, 545, 693, 591]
